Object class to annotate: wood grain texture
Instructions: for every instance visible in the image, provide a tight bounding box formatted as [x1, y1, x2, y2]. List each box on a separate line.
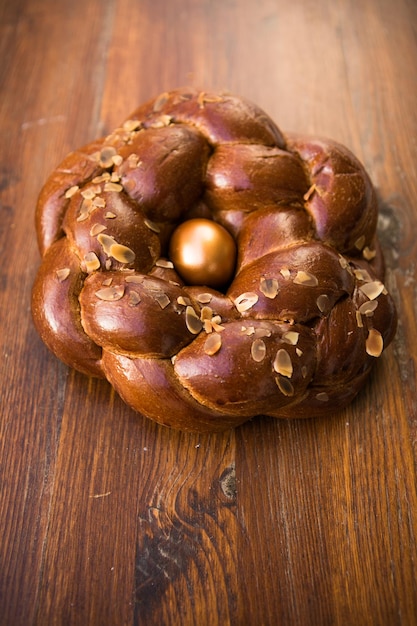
[1, 0, 416, 624]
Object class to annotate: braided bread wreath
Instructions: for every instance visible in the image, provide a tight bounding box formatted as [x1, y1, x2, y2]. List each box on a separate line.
[32, 88, 397, 432]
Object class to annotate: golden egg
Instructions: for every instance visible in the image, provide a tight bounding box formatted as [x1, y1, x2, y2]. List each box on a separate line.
[169, 218, 237, 288]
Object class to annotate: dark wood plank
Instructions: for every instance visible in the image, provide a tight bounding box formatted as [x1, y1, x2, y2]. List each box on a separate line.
[1, 0, 416, 624]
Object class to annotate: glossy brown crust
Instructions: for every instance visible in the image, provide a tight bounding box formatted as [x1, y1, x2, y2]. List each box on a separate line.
[32, 87, 397, 431]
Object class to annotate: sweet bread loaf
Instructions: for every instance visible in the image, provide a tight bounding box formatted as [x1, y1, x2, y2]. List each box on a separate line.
[32, 88, 397, 432]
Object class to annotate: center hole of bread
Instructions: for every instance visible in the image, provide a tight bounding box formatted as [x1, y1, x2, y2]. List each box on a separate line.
[169, 218, 237, 289]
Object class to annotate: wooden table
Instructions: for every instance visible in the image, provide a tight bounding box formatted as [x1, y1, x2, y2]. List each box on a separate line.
[1, 0, 416, 624]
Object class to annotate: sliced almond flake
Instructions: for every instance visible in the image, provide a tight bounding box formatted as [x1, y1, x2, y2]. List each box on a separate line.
[110, 172, 121, 182]
[354, 268, 372, 282]
[273, 349, 293, 378]
[354, 234, 366, 251]
[196, 293, 213, 304]
[282, 331, 299, 345]
[234, 292, 259, 312]
[203, 320, 213, 333]
[123, 119, 142, 132]
[366, 328, 383, 357]
[177, 296, 192, 306]
[363, 246, 376, 260]
[99, 146, 118, 168]
[245, 326, 256, 336]
[97, 233, 116, 255]
[77, 199, 92, 222]
[316, 392, 329, 402]
[359, 281, 385, 300]
[200, 306, 213, 321]
[64, 185, 79, 199]
[112, 154, 124, 167]
[110, 243, 136, 264]
[260, 277, 279, 299]
[251, 338, 266, 362]
[211, 321, 225, 333]
[275, 376, 294, 397]
[56, 268, 70, 282]
[204, 333, 222, 356]
[104, 182, 123, 193]
[84, 252, 100, 273]
[155, 258, 174, 269]
[303, 183, 317, 201]
[144, 218, 160, 233]
[102, 277, 113, 286]
[359, 300, 379, 316]
[81, 188, 97, 200]
[105, 211, 117, 219]
[105, 259, 112, 270]
[293, 270, 318, 287]
[254, 327, 272, 338]
[127, 153, 140, 168]
[296, 348, 303, 357]
[92, 196, 106, 208]
[150, 114, 172, 128]
[301, 365, 308, 378]
[316, 294, 330, 314]
[93, 173, 111, 184]
[356, 310, 364, 328]
[338, 255, 350, 270]
[125, 275, 144, 284]
[280, 267, 291, 279]
[129, 291, 141, 306]
[154, 292, 170, 309]
[90, 223, 107, 237]
[95, 285, 125, 301]
[185, 306, 203, 334]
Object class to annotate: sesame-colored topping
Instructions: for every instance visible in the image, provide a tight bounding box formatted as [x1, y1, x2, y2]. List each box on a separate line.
[282, 331, 299, 345]
[104, 182, 123, 193]
[316, 392, 329, 402]
[125, 275, 144, 284]
[105, 212, 117, 219]
[101, 277, 113, 287]
[97, 233, 116, 255]
[363, 246, 376, 260]
[234, 292, 259, 313]
[90, 223, 107, 237]
[293, 270, 318, 287]
[275, 376, 294, 397]
[155, 259, 174, 269]
[196, 293, 213, 304]
[99, 146, 118, 168]
[110, 243, 136, 264]
[95, 285, 125, 301]
[204, 333, 222, 356]
[251, 338, 266, 362]
[316, 294, 330, 314]
[56, 268, 70, 282]
[128, 291, 141, 306]
[123, 119, 141, 132]
[260, 277, 279, 299]
[64, 185, 79, 199]
[359, 300, 379, 316]
[177, 296, 192, 306]
[366, 328, 384, 357]
[154, 292, 170, 309]
[280, 267, 291, 279]
[185, 306, 203, 334]
[354, 235, 366, 251]
[144, 218, 161, 233]
[359, 281, 385, 300]
[273, 349, 293, 378]
[84, 252, 100, 273]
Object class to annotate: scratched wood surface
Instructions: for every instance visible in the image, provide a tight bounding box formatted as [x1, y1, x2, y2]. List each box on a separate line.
[1, 0, 416, 624]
